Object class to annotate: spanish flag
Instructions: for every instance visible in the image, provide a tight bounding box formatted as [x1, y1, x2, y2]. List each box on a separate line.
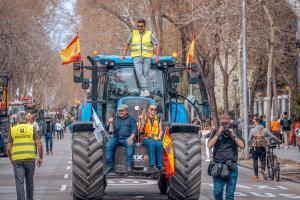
[186, 33, 195, 66]
[162, 127, 175, 178]
[60, 35, 81, 65]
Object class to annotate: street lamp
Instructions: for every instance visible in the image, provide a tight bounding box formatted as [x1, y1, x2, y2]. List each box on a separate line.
[233, 76, 239, 121]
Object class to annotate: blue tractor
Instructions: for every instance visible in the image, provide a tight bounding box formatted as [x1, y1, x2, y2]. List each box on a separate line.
[71, 55, 210, 200]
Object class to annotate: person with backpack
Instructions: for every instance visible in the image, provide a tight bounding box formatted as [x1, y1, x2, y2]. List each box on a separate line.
[280, 112, 292, 149]
[249, 117, 281, 181]
[138, 104, 163, 171]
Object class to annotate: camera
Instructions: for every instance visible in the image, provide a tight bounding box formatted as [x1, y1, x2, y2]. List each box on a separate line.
[223, 123, 237, 137]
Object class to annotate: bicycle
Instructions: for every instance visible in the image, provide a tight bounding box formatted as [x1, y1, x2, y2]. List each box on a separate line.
[266, 137, 280, 182]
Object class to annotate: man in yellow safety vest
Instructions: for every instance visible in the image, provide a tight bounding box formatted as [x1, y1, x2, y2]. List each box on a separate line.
[6, 111, 43, 200]
[121, 18, 160, 97]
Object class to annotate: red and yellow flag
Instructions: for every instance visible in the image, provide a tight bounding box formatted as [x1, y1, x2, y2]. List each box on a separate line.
[60, 35, 81, 65]
[162, 127, 175, 178]
[186, 33, 195, 66]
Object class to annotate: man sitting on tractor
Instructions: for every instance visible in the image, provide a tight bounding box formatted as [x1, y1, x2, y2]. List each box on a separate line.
[138, 104, 163, 171]
[106, 104, 137, 172]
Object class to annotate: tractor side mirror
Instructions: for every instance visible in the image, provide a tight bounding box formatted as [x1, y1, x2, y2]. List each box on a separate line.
[73, 61, 83, 83]
[82, 78, 90, 90]
[170, 75, 180, 84]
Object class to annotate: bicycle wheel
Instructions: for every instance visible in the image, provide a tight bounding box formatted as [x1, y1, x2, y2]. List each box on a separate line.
[273, 155, 280, 182]
[266, 154, 272, 179]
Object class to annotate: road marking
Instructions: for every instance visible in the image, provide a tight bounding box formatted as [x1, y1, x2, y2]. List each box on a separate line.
[252, 185, 276, 190]
[237, 184, 252, 189]
[279, 194, 300, 199]
[64, 174, 69, 179]
[60, 184, 67, 192]
[107, 179, 157, 186]
[234, 192, 248, 197]
[250, 192, 276, 197]
[68, 160, 72, 164]
[66, 166, 71, 170]
[276, 186, 288, 190]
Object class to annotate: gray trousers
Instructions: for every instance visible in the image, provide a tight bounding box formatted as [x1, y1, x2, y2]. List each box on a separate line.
[133, 57, 151, 90]
[13, 160, 35, 200]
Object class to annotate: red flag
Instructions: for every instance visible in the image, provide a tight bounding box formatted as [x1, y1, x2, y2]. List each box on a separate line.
[162, 127, 175, 178]
[186, 33, 195, 66]
[59, 35, 81, 65]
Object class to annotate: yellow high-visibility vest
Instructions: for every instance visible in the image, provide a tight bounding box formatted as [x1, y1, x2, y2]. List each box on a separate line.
[11, 124, 36, 161]
[131, 30, 154, 58]
[144, 115, 160, 140]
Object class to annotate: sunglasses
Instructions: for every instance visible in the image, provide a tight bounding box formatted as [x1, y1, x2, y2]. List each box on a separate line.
[149, 108, 157, 111]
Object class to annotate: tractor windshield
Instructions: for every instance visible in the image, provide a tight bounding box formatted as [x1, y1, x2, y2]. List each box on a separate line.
[107, 67, 164, 99]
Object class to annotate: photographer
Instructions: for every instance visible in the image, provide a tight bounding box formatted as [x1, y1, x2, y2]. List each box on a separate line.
[208, 114, 245, 200]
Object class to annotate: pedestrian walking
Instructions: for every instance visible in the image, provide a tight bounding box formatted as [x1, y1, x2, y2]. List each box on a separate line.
[121, 18, 160, 97]
[280, 112, 292, 149]
[208, 114, 245, 200]
[270, 117, 281, 148]
[55, 120, 63, 140]
[43, 117, 54, 155]
[6, 111, 43, 200]
[249, 117, 281, 181]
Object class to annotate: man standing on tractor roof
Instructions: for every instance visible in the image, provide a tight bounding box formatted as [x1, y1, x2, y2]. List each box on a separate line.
[138, 104, 163, 171]
[106, 104, 137, 172]
[121, 18, 160, 97]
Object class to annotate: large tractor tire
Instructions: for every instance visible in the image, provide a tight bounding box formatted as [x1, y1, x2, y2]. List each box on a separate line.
[72, 130, 104, 200]
[167, 133, 202, 200]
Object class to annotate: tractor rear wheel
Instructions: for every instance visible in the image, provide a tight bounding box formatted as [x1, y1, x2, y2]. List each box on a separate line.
[72, 130, 104, 200]
[167, 133, 202, 200]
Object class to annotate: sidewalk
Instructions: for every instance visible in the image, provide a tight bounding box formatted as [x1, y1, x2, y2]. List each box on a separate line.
[238, 145, 300, 183]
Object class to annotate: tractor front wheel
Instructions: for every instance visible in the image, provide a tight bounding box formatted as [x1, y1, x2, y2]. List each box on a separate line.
[167, 133, 202, 200]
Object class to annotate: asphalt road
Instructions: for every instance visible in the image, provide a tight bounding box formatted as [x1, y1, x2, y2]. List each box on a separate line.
[1, 132, 300, 200]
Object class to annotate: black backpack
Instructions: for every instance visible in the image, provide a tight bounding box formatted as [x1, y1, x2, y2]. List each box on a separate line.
[282, 118, 290, 129]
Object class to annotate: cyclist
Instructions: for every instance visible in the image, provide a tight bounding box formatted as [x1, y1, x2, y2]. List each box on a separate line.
[249, 117, 281, 181]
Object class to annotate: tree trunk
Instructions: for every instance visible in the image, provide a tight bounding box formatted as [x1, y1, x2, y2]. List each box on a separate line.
[223, 74, 229, 115]
[272, 71, 279, 118]
[263, 2, 275, 130]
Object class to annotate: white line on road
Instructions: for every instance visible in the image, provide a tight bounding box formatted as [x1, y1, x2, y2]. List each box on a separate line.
[60, 184, 67, 192]
[237, 184, 252, 189]
[66, 166, 71, 170]
[64, 174, 69, 179]
[68, 160, 72, 164]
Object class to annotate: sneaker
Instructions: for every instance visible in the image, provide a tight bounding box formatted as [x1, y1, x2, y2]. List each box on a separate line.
[126, 165, 132, 172]
[205, 158, 211, 162]
[139, 90, 145, 96]
[285, 146, 289, 149]
[143, 90, 150, 96]
[46, 151, 49, 156]
[251, 176, 259, 181]
[150, 166, 158, 172]
[50, 151, 53, 155]
[261, 170, 267, 180]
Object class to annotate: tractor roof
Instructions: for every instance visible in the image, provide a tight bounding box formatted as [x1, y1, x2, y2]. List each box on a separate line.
[94, 55, 175, 68]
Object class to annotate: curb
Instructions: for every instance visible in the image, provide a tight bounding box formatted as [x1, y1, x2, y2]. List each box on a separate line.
[238, 161, 300, 184]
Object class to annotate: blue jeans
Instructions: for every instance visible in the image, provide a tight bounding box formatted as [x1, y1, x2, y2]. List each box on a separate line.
[213, 163, 238, 200]
[133, 57, 151, 90]
[142, 138, 163, 168]
[106, 137, 134, 167]
[45, 133, 53, 152]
